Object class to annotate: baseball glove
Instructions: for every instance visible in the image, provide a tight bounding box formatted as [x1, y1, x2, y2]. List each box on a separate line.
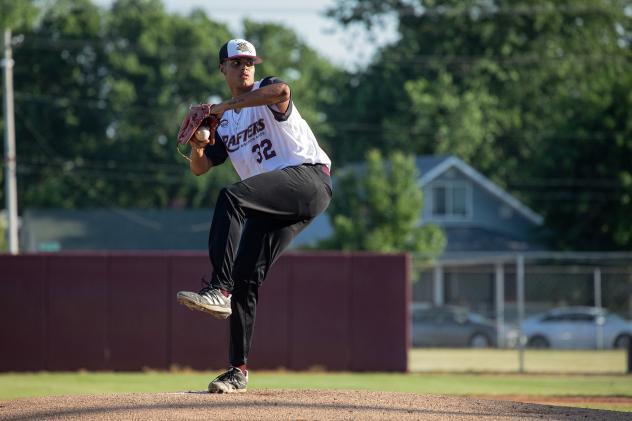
[176, 104, 220, 161]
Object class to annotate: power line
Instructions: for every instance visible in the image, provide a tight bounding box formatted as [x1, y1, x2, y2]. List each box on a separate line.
[14, 162, 626, 203]
[12, 91, 626, 143]
[10, 151, 628, 200]
[78, 1, 629, 17]
[507, 179, 625, 188]
[15, 35, 214, 58]
[15, 155, 186, 176]
[7, 125, 627, 199]
[15, 34, 630, 64]
[18, 163, 188, 184]
[332, 3, 628, 19]
[14, 110, 201, 228]
[8, 152, 626, 189]
[13, 91, 186, 115]
[377, 53, 628, 66]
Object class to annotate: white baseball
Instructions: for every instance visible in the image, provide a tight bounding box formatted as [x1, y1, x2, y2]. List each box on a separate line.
[194, 126, 211, 142]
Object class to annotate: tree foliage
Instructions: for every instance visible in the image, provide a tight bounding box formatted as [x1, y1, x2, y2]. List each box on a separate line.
[321, 149, 445, 256]
[327, 0, 632, 250]
[0, 0, 39, 30]
[4, 0, 342, 210]
[3, 0, 632, 252]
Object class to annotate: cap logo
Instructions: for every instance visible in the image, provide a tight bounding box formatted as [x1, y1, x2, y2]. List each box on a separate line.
[235, 41, 253, 53]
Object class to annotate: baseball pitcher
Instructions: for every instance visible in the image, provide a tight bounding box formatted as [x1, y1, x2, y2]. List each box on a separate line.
[176, 39, 332, 393]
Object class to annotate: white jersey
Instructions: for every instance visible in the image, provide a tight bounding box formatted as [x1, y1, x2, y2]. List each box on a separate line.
[215, 79, 331, 180]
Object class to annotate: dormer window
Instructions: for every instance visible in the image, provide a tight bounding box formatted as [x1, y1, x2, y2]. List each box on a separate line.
[430, 181, 472, 219]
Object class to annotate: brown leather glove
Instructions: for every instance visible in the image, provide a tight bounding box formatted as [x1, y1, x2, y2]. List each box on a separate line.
[176, 104, 220, 159]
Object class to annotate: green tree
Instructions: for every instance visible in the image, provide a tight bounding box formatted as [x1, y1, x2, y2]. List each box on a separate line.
[102, 0, 234, 208]
[9, 0, 239, 209]
[11, 0, 111, 208]
[328, 0, 632, 250]
[532, 70, 632, 249]
[5, 0, 345, 211]
[0, 0, 38, 30]
[321, 149, 445, 256]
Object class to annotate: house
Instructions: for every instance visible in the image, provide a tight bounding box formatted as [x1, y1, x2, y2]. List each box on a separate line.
[416, 155, 545, 253]
[293, 154, 546, 252]
[410, 155, 547, 310]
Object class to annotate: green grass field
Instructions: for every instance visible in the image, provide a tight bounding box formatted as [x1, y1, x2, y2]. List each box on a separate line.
[1, 371, 631, 398]
[1, 349, 631, 412]
[409, 348, 628, 373]
[1, 371, 631, 411]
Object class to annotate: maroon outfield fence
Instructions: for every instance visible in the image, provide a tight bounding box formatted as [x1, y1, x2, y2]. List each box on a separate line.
[0, 252, 410, 372]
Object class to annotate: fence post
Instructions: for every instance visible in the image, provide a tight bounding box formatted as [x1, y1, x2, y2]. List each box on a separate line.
[594, 268, 604, 349]
[495, 262, 505, 348]
[433, 264, 444, 305]
[628, 338, 632, 374]
[516, 254, 525, 373]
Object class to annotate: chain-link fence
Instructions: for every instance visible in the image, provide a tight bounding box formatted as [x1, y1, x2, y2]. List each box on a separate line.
[411, 252, 632, 373]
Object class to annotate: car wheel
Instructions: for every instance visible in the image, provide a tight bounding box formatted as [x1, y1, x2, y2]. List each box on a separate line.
[527, 335, 550, 348]
[469, 333, 491, 348]
[613, 334, 632, 349]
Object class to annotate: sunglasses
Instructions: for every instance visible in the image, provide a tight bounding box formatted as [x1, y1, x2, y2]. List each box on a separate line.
[224, 58, 256, 68]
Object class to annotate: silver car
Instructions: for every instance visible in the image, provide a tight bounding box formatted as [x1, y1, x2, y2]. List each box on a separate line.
[522, 306, 632, 349]
[412, 304, 497, 348]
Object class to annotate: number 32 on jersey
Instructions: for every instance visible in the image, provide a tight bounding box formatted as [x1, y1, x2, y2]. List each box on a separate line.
[251, 138, 277, 163]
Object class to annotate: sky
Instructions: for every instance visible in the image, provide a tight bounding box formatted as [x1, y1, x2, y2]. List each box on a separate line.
[92, 0, 398, 70]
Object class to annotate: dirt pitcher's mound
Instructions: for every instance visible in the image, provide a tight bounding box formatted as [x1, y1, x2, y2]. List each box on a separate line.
[0, 390, 628, 420]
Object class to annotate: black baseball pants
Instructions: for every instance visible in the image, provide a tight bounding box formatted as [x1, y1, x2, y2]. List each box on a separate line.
[208, 163, 332, 367]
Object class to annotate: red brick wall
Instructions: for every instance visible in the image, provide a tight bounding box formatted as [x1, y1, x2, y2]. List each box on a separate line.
[0, 252, 410, 372]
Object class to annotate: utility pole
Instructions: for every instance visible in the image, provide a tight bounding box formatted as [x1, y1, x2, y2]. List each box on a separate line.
[2, 29, 18, 254]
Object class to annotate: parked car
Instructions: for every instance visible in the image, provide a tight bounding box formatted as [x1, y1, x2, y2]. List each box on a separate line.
[411, 304, 497, 348]
[521, 306, 632, 349]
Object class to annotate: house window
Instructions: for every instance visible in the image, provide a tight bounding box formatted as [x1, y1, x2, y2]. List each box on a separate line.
[431, 182, 471, 219]
[452, 186, 467, 215]
[433, 187, 447, 215]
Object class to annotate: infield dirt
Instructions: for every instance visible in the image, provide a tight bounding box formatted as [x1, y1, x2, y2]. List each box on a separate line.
[1, 390, 630, 420]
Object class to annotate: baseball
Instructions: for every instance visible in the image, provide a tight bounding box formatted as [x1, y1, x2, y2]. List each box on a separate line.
[194, 126, 211, 142]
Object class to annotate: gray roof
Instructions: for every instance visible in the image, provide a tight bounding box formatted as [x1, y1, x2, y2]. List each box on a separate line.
[414, 155, 452, 176]
[338, 154, 452, 179]
[22, 208, 211, 252]
[440, 226, 546, 252]
[22, 207, 331, 252]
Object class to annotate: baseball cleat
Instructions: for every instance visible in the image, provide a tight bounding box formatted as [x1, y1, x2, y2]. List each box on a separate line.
[177, 286, 232, 319]
[208, 367, 248, 394]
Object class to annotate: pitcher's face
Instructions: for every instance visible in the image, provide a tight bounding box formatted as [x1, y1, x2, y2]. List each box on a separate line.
[220, 58, 256, 91]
